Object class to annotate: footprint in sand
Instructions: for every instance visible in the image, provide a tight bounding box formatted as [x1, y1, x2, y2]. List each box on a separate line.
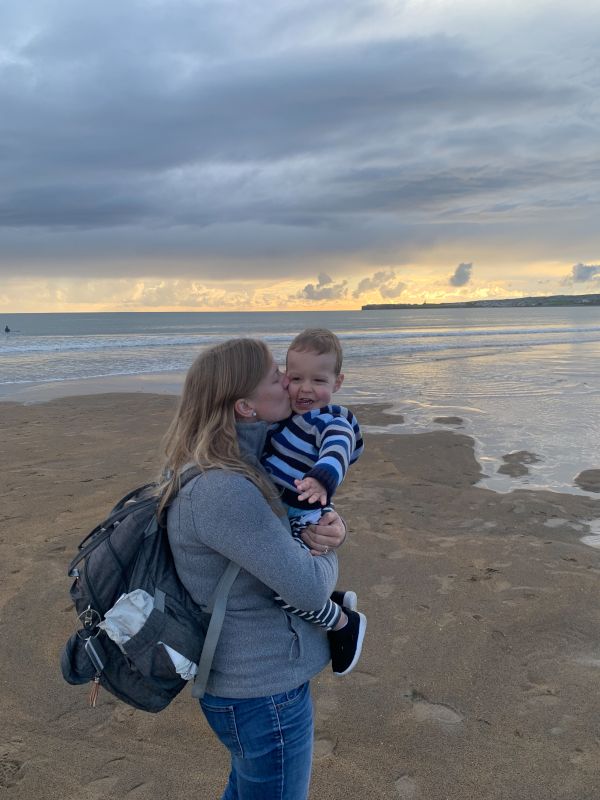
[110, 706, 137, 724]
[391, 635, 410, 655]
[525, 691, 560, 708]
[522, 674, 560, 707]
[71, 758, 145, 800]
[412, 701, 463, 726]
[404, 690, 464, 727]
[0, 737, 24, 758]
[395, 774, 419, 798]
[372, 582, 396, 599]
[315, 694, 340, 719]
[0, 757, 24, 788]
[429, 536, 458, 549]
[434, 574, 457, 595]
[313, 735, 337, 759]
[490, 630, 511, 652]
[87, 702, 136, 735]
[573, 655, 600, 668]
[490, 578, 513, 593]
[524, 673, 560, 703]
[83, 775, 119, 798]
[345, 670, 379, 687]
[436, 611, 457, 629]
[569, 747, 591, 766]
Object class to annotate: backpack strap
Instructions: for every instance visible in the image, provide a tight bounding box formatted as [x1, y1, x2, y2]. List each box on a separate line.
[154, 588, 166, 613]
[191, 560, 241, 699]
[178, 465, 202, 489]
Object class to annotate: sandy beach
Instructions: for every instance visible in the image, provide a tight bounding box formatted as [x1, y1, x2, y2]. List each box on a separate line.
[2, 394, 600, 799]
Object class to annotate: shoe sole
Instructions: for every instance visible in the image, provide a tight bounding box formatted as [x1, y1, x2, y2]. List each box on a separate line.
[342, 591, 358, 611]
[333, 612, 367, 677]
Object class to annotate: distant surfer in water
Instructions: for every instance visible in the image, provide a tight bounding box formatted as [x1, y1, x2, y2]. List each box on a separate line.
[4, 325, 9, 333]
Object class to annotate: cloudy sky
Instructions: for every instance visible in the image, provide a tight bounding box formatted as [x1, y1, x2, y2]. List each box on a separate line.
[1, 0, 599, 311]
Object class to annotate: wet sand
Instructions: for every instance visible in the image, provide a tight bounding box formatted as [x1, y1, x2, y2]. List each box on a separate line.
[2, 395, 600, 799]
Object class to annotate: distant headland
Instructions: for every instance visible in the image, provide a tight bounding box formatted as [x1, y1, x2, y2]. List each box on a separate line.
[361, 293, 600, 310]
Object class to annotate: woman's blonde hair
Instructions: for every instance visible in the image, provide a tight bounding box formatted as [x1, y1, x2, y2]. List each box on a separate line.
[158, 338, 281, 514]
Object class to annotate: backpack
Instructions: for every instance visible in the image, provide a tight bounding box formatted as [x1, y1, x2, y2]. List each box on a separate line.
[60, 469, 240, 713]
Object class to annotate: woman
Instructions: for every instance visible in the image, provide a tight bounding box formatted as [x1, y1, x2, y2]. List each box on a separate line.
[162, 338, 346, 799]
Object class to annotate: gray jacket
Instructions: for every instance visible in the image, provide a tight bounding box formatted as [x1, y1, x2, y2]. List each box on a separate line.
[167, 421, 338, 698]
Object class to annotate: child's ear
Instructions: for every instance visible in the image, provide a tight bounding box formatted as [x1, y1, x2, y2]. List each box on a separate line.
[333, 373, 344, 393]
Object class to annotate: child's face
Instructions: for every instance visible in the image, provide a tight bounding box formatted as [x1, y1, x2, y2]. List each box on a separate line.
[286, 348, 344, 414]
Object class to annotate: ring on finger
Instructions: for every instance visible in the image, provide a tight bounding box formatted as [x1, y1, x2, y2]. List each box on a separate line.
[323, 546, 329, 554]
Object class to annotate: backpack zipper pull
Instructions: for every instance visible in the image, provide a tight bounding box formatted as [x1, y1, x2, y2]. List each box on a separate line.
[89, 675, 101, 707]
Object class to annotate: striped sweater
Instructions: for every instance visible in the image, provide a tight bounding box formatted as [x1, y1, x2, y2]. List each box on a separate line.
[262, 404, 364, 510]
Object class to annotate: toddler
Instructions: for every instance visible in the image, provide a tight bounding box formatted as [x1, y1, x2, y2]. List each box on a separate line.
[262, 328, 366, 676]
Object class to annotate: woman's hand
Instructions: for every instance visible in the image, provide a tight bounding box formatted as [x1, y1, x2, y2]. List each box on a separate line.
[300, 510, 347, 556]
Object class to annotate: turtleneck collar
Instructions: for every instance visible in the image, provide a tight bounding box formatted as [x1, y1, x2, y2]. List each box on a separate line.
[235, 420, 270, 465]
[179, 421, 271, 475]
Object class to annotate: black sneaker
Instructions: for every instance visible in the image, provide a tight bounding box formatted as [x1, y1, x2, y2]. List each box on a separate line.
[328, 608, 367, 676]
[330, 590, 358, 611]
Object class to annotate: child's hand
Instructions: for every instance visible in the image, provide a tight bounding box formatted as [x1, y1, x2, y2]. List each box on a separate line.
[294, 477, 327, 506]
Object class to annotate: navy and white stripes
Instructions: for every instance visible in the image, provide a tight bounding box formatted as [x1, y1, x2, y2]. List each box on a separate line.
[273, 594, 342, 629]
[262, 404, 364, 509]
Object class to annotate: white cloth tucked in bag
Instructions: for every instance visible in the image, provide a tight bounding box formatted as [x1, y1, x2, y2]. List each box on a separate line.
[98, 589, 198, 680]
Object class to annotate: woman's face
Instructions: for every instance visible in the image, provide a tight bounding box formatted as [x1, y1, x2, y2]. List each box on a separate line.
[249, 357, 291, 423]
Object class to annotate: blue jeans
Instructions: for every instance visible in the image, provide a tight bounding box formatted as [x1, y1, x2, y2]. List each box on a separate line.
[200, 682, 314, 800]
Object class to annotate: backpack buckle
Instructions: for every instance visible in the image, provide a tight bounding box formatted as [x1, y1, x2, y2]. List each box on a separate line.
[78, 605, 102, 633]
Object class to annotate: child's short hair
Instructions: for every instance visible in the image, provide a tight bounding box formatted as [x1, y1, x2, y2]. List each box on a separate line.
[287, 328, 343, 374]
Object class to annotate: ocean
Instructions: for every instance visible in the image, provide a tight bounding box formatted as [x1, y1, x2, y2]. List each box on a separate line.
[2, 308, 600, 496]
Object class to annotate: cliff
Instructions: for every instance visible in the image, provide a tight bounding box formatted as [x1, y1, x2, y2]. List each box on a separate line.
[362, 293, 600, 310]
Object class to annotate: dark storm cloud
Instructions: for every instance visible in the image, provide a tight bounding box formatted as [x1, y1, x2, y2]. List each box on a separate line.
[2, 18, 548, 177]
[0, 0, 598, 279]
[449, 262, 473, 287]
